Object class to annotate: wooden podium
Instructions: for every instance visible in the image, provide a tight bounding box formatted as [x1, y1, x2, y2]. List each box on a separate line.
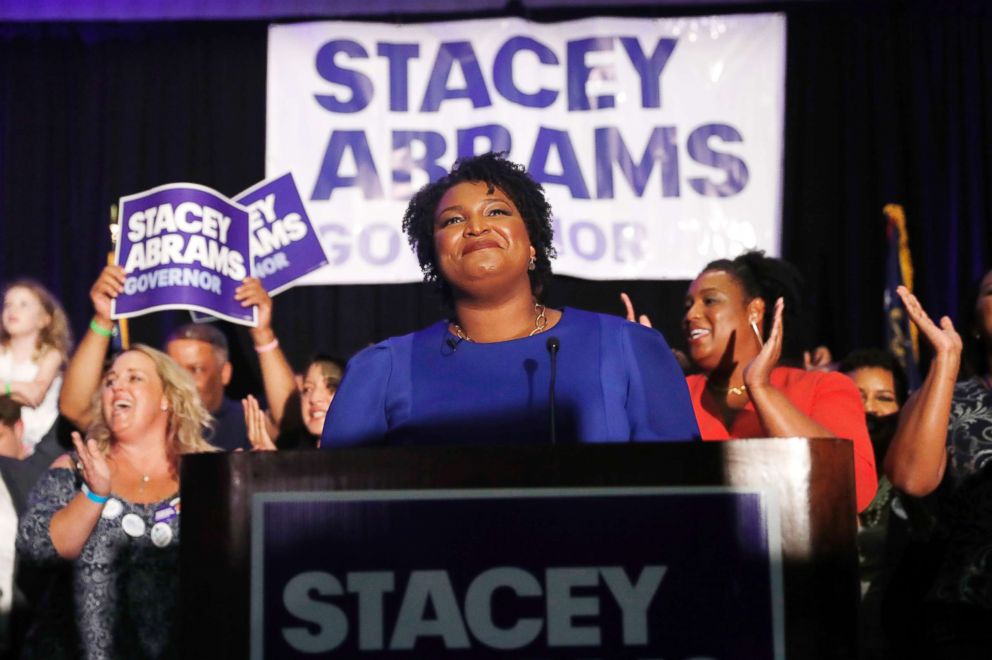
[180, 438, 858, 659]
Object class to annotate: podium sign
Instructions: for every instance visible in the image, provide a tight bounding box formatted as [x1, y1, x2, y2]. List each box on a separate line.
[251, 487, 783, 659]
[181, 440, 858, 659]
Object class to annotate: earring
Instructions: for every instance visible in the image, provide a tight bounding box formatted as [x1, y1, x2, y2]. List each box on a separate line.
[160, 403, 168, 411]
[750, 320, 764, 347]
[528, 256, 536, 271]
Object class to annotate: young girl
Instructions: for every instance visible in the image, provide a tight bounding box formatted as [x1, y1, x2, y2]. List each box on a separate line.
[0, 279, 72, 455]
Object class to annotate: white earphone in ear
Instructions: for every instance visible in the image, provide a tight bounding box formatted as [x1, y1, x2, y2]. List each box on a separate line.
[750, 319, 764, 347]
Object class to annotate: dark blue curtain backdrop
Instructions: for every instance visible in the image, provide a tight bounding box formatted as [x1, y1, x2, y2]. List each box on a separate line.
[0, 1, 989, 399]
[782, 0, 992, 365]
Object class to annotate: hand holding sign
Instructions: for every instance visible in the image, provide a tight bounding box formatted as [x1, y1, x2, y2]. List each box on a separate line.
[235, 277, 274, 346]
[114, 177, 327, 326]
[91, 265, 126, 324]
[113, 184, 256, 326]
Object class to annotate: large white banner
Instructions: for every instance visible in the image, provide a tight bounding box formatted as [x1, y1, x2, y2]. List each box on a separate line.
[267, 14, 785, 284]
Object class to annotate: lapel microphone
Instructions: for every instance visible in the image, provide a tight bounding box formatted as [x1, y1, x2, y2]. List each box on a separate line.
[442, 336, 463, 355]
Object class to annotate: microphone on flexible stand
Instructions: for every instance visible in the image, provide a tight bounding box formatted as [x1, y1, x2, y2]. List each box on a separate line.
[546, 336, 560, 445]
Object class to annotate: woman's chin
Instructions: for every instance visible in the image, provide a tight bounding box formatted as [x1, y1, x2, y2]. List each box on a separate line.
[109, 421, 159, 443]
[449, 268, 527, 298]
[687, 346, 709, 367]
[106, 416, 130, 435]
[462, 258, 508, 279]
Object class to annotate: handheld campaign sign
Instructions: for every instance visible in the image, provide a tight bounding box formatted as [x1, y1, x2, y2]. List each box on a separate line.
[235, 173, 329, 296]
[188, 173, 329, 323]
[112, 184, 257, 326]
[252, 487, 784, 659]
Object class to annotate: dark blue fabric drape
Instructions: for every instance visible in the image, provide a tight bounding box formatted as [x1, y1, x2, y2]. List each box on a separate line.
[783, 0, 992, 358]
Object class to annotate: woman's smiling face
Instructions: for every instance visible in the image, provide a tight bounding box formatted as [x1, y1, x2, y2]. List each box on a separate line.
[101, 350, 169, 440]
[301, 363, 335, 437]
[683, 269, 762, 374]
[432, 181, 535, 297]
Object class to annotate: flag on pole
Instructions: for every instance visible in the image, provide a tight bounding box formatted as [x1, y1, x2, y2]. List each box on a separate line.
[882, 204, 920, 390]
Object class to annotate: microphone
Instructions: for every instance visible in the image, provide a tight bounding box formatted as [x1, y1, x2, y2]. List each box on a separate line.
[546, 336, 560, 445]
[442, 336, 463, 355]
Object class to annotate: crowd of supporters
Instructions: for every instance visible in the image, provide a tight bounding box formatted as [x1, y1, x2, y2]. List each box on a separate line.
[0, 156, 988, 657]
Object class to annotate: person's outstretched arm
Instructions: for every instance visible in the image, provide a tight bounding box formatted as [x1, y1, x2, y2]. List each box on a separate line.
[884, 286, 962, 497]
[235, 277, 296, 427]
[59, 265, 124, 430]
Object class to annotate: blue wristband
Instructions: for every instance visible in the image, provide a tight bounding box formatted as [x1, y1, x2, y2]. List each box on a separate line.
[81, 483, 109, 504]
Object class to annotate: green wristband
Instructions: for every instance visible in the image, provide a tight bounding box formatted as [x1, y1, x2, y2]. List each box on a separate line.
[89, 319, 114, 338]
[3, 383, 10, 397]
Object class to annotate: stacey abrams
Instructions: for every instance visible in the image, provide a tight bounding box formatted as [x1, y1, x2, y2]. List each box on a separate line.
[320, 153, 699, 447]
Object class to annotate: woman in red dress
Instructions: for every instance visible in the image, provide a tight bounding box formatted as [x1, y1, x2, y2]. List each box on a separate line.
[681, 251, 877, 512]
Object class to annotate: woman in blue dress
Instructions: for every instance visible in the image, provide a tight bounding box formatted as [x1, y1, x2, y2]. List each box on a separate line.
[320, 152, 699, 448]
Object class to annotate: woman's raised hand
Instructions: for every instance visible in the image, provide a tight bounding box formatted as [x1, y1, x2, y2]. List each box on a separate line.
[71, 432, 112, 496]
[243, 394, 277, 451]
[89, 265, 126, 323]
[896, 285, 962, 357]
[235, 277, 274, 339]
[743, 297, 784, 391]
[620, 292, 653, 328]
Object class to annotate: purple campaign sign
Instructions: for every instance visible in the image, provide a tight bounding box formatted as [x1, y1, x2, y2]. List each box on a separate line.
[251, 487, 783, 660]
[235, 173, 328, 296]
[112, 183, 256, 326]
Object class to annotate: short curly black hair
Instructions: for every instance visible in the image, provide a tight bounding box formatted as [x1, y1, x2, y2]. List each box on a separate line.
[401, 152, 556, 307]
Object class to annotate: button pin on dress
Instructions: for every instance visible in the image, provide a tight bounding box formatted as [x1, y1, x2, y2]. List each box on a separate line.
[121, 513, 145, 538]
[150, 522, 173, 548]
[101, 498, 123, 519]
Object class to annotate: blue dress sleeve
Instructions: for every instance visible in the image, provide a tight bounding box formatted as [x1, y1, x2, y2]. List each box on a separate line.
[621, 324, 700, 442]
[320, 344, 392, 448]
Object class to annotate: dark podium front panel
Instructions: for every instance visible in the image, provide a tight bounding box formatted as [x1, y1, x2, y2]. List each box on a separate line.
[180, 439, 858, 659]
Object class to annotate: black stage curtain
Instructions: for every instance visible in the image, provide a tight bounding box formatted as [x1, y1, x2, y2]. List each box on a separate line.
[783, 0, 992, 359]
[1, 2, 990, 399]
